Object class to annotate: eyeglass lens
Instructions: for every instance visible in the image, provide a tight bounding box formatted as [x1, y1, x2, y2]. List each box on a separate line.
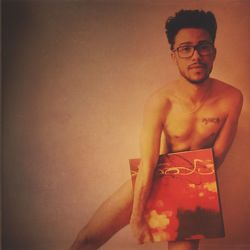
[177, 44, 213, 58]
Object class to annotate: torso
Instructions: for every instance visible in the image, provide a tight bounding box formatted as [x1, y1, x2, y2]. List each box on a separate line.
[165, 100, 226, 152]
[157, 78, 238, 153]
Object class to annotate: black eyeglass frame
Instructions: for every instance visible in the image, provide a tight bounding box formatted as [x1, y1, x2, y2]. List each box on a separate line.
[172, 42, 215, 58]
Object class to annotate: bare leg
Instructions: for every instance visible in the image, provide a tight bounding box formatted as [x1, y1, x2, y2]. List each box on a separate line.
[168, 240, 199, 250]
[69, 180, 133, 250]
[69, 179, 200, 250]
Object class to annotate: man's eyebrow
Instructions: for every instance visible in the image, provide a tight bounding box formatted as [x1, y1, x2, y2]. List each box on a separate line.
[178, 42, 193, 46]
[178, 40, 212, 47]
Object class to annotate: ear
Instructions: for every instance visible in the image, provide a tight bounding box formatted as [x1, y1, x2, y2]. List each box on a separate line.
[213, 47, 217, 60]
[171, 51, 177, 63]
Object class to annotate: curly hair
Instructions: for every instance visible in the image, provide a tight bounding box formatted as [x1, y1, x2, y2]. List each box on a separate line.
[165, 10, 217, 49]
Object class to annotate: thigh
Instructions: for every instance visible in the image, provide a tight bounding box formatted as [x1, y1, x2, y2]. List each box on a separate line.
[84, 180, 133, 242]
[168, 240, 199, 250]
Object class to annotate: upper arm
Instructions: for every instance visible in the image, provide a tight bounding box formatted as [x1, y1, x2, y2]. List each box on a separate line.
[139, 94, 169, 174]
[213, 90, 243, 167]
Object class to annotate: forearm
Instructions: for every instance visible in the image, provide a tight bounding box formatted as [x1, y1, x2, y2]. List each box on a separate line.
[130, 160, 156, 225]
[130, 94, 166, 228]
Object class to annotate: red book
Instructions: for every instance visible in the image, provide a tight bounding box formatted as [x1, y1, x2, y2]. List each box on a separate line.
[129, 148, 225, 242]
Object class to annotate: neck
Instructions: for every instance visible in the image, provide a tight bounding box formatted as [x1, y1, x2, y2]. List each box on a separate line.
[176, 77, 213, 104]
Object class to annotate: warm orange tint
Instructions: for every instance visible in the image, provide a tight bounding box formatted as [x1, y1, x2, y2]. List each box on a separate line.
[2, 1, 250, 249]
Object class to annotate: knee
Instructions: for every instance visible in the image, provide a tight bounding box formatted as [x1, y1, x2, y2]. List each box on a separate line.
[70, 228, 103, 250]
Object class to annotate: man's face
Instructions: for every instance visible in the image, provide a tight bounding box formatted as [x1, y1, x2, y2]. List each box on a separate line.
[171, 28, 216, 84]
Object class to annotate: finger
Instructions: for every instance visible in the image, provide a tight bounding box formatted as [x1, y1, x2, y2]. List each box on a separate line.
[139, 231, 151, 244]
[138, 234, 144, 244]
[139, 231, 148, 244]
[148, 230, 154, 242]
[144, 227, 153, 243]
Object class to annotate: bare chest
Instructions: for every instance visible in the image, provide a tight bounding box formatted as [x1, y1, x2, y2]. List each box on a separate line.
[164, 102, 226, 151]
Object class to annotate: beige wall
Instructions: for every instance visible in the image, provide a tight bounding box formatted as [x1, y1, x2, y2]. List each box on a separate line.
[2, 1, 250, 249]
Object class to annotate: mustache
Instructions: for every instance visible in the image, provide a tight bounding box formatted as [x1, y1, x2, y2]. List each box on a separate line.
[188, 63, 207, 69]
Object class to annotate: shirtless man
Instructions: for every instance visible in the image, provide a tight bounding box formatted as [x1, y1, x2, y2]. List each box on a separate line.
[70, 10, 243, 250]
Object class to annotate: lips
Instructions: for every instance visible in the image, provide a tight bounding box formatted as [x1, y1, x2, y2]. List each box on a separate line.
[188, 63, 207, 70]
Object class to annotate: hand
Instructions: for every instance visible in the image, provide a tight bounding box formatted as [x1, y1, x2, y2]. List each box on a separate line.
[130, 218, 153, 244]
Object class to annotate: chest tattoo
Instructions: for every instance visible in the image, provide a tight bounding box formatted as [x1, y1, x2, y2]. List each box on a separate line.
[202, 117, 220, 125]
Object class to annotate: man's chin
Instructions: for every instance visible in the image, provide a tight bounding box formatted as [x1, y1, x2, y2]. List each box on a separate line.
[188, 79, 207, 85]
[180, 70, 211, 85]
[185, 75, 209, 85]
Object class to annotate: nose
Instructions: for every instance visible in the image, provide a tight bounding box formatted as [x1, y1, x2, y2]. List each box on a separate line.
[191, 49, 201, 61]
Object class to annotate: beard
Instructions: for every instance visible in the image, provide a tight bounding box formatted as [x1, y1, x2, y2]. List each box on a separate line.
[182, 72, 209, 84]
[179, 64, 213, 85]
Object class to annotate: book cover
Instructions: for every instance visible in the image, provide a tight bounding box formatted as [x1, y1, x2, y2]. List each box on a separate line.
[129, 148, 225, 242]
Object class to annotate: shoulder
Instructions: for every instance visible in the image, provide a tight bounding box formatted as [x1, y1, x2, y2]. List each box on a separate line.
[212, 78, 243, 114]
[144, 83, 173, 111]
[143, 83, 174, 122]
[212, 78, 243, 105]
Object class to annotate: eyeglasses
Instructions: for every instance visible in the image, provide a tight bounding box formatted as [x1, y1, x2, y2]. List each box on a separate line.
[172, 43, 215, 58]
